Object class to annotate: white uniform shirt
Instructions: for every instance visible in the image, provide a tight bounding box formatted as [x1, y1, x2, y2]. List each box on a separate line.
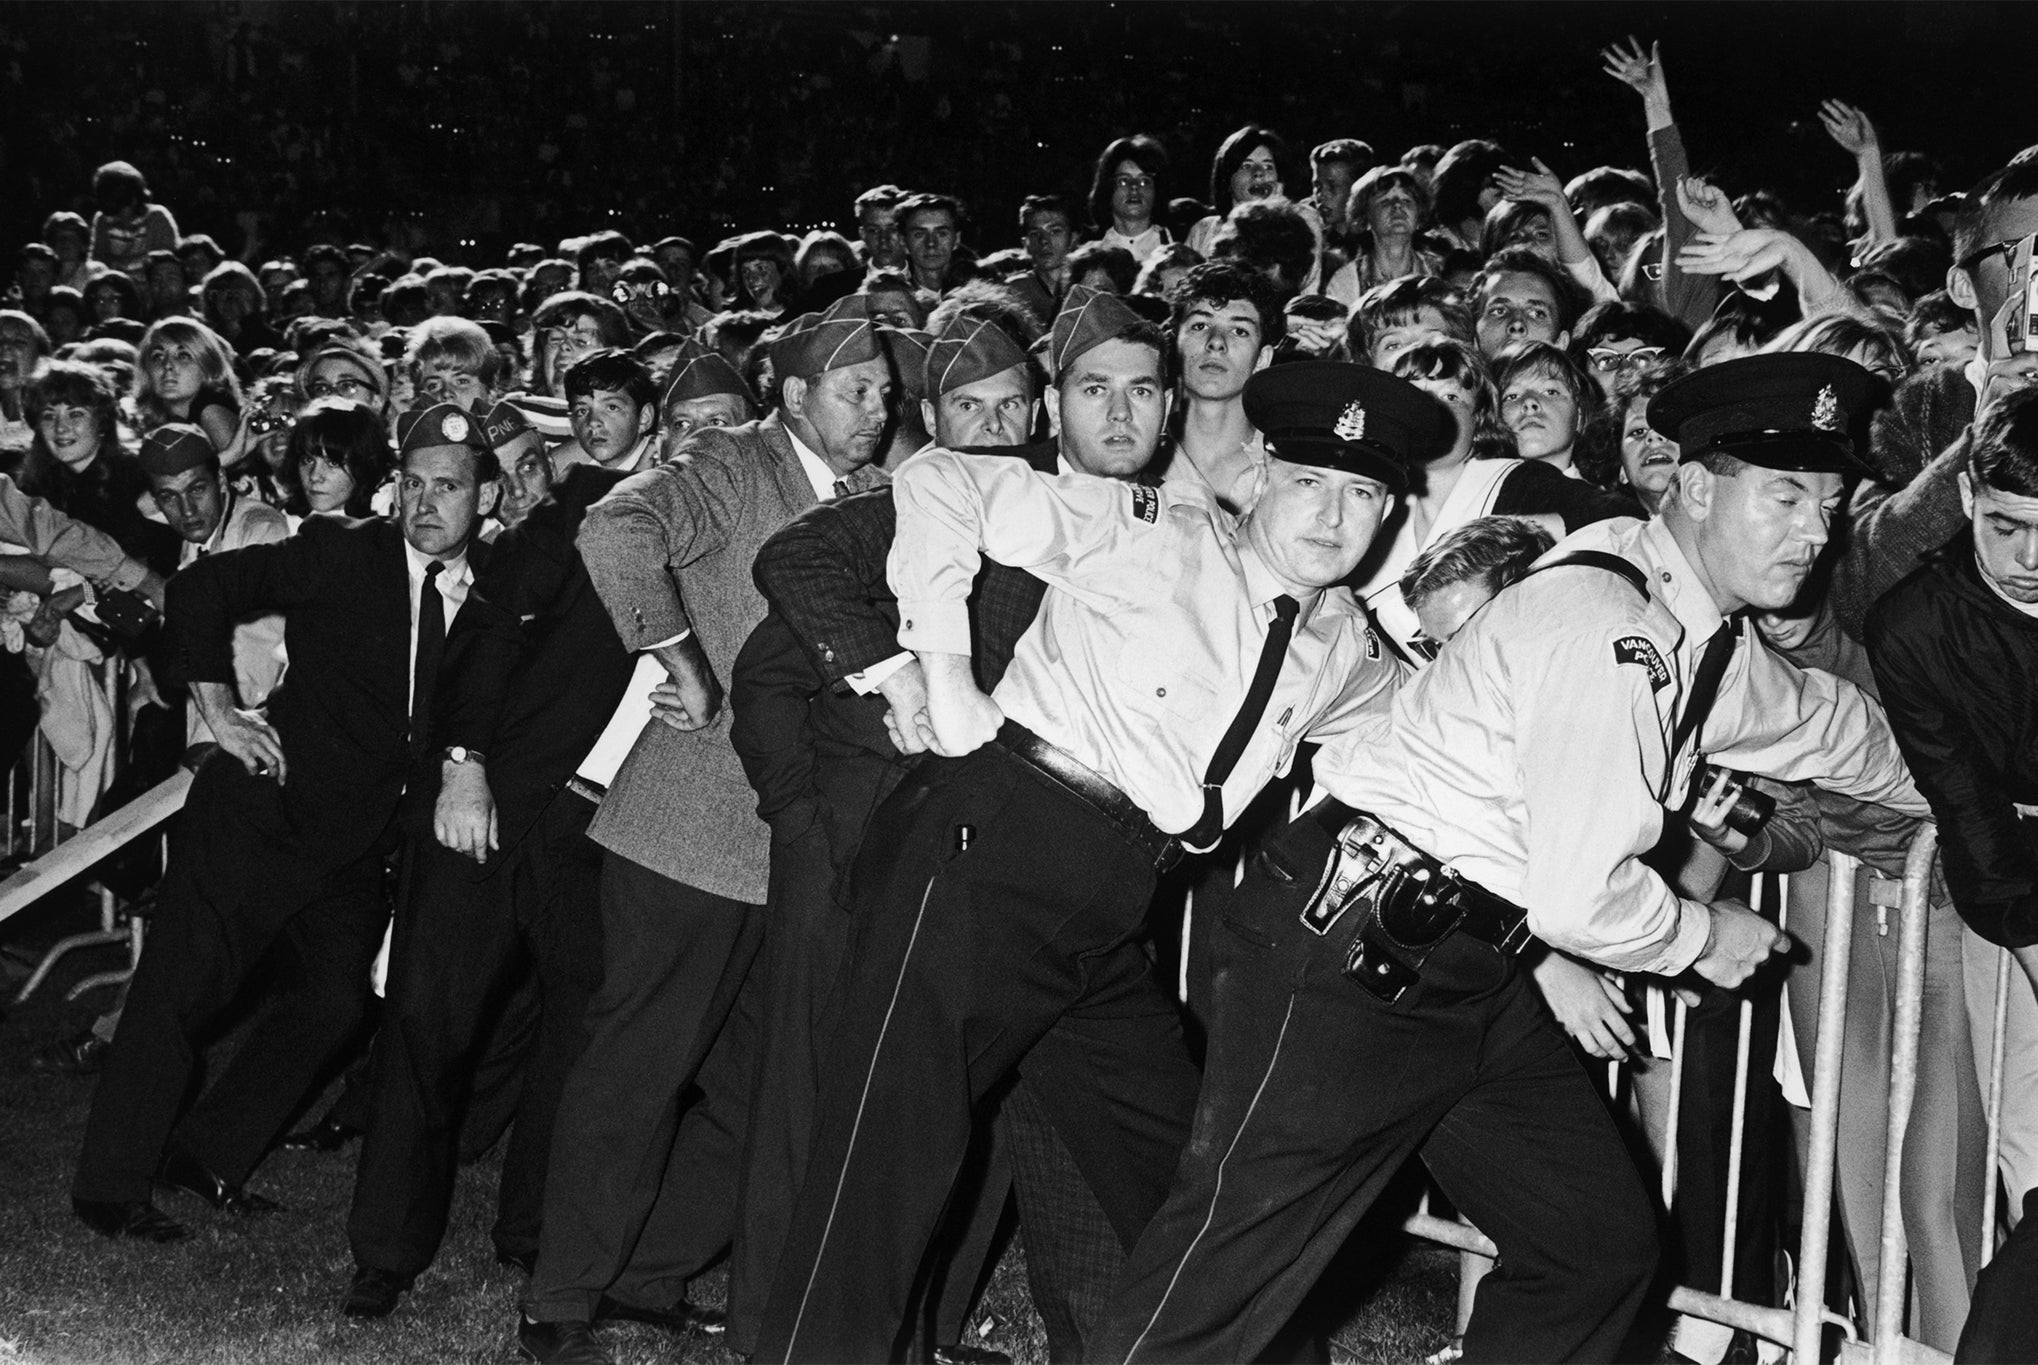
[891, 448, 1403, 838]
[1317, 515, 1926, 975]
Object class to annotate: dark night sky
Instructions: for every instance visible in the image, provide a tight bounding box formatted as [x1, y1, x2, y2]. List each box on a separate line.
[0, 2, 2030, 259]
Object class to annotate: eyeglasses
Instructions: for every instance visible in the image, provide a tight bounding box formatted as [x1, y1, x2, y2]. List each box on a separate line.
[1959, 234, 2029, 275]
[306, 375, 376, 400]
[1586, 345, 1667, 374]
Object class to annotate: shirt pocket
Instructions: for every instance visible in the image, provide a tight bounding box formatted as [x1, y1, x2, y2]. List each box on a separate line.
[1114, 632, 1225, 727]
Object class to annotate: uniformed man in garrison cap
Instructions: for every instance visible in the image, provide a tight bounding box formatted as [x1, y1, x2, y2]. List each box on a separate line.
[754, 357, 1430, 1363]
[1091, 351, 1930, 1365]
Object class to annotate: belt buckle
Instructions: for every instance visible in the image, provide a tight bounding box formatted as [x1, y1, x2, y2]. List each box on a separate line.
[1300, 813, 1417, 937]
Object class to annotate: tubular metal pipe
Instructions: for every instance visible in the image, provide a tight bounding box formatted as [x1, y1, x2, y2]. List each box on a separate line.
[1796, 851, 1861, 1365]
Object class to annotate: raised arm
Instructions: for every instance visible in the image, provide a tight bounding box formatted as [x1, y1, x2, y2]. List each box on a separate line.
[1820, 100, 1898, 256]
[1495, 157, 1619, 304]
[0, 473, 157, 597]
[1602, 36, 1717, 324]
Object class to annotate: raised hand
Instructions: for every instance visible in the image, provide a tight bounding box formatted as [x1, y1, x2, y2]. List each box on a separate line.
[1600, 37, 1667, 105]
[1495, 157, 1568, 211]
[1675, 176, 1742, 236]
[1674, 228, 1796, 286]
[1818, 99, 1879, 159]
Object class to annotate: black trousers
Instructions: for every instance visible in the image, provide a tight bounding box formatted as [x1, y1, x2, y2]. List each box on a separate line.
[523, 851, 763, 1324]
[755, 745, 1200, 1364]
[74, 757, 390, 1203]
[1088, 814, 1658, 1365]
[347, 786, 604, 1277]
[1959, 1187, 2038, 1362]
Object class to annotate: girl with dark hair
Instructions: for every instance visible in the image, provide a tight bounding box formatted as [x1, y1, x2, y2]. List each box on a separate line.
[1186, 125, 1295, 258]
[17, 360, 177, 572]
[288, 397, 393, 519]
[84, 273, 144, 333]
[1427, 139, 1512, 255]
[88, 161, 179, 284]
[1090, 134, 1173, 262]
[1610, 359, 1691, 515]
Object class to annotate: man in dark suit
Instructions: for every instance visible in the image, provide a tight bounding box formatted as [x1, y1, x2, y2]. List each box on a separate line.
[514, 297, 893, 1365]
[728, 303, 1136, 1363]
[339, 398, 639, 1318]
[71, 403, 508, 1242]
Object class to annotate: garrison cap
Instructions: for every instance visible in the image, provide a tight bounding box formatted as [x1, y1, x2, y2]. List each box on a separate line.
[660, 337, 754, 407]
[925, 314, 1029, 397]
[138, 423, 217, 479]
[1047, 284, 1147, 379]
[1241, 361, 1442, 492]
[397, 402, 491, 457]
[769, 294, 885, 381]
[884, 326, 935, 402]
[477, 399, 535, 449]
[1646, 352, 1876, 474]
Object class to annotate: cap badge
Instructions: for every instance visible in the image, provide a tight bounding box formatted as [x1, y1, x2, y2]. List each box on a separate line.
[1811, 385, 1839, 432]
[1334, 400, 1367, 442]
[441, 412, 470, 443]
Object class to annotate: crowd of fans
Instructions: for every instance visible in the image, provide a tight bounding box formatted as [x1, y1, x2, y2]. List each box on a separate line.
[11, 22, 2038, 1365]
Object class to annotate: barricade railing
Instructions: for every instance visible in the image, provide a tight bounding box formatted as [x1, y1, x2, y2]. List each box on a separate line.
[1395, 825, 1961, 1364]
[1, 655, 180, 1003]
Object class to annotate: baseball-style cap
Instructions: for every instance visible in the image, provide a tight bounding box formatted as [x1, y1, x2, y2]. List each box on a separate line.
[1647, 353, 1877, 474]
[1242, 361, 1445, 493]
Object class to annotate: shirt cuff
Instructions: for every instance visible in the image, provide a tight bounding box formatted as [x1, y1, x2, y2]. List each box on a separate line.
[642, 630, 691, 650]
[896, 598, 973, 657]
[845, 651, 913, 694]
[104, 556, 148, 593]
[1661, 897, 1715, 976]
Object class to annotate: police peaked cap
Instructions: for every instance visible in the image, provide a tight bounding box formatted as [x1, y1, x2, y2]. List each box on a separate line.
[1242, 361, 1442, 493]
[1646, 353, 1877, 474]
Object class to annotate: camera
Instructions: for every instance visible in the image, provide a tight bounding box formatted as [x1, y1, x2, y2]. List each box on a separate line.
[1692, 762, 1775, 837]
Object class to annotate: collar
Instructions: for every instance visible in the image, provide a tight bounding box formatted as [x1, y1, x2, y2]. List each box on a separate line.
[401, 534, 472, 589]
[785, 422, 842, 501]
[1564, 515, 1727, 647]
[200, 487, 238, 555]
[1236, 535, 1329, 630]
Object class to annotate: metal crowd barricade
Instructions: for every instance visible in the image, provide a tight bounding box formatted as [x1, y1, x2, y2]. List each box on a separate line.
[2, 654, 155, 1004]
[1397, 826, 1962, 1364]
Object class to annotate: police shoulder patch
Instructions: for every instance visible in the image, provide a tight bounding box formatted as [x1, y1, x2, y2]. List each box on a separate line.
[1130, 484, 1160, 523]
[1613, 634, 1670, 691]
[1364, 628, 1380, 661]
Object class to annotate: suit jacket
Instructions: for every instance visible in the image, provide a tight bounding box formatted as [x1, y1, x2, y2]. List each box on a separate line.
[442, 465, 636, 865]
[576, 412, 887, 902]
[752, 439, 1058, 696]
[734, 442, 1060, 895]
[169, 514, 511, 869]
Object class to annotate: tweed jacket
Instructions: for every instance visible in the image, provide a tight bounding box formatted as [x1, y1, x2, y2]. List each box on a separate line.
[576, 412, 887, 902]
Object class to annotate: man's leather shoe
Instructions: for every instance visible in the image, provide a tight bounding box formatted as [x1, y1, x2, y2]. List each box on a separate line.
[30, 1031, 109, 1075]
[594, 1293, 726, 1335]
[71, 1196, 189, 1242]
[516, 1315, 612, 1365]
[341, 1266, 414, 1319]
[934, 1347, 1013, 1365]
[157, 1149, 282, 1215]
[496, 1247, 536, 1275]
[278, 1116, 360, 1153]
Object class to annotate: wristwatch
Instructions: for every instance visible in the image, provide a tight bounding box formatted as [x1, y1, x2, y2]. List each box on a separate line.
[442, 746, 486, 766]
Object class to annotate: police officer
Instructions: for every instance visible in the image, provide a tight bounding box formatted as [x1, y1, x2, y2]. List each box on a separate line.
[1089, 353, 1932, 1364]
[754, 360, 1435, 1363]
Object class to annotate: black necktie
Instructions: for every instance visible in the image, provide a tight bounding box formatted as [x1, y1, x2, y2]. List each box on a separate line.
[411, 560, 445, 750]
[1182, 594, 1300, 851]
[1674, 621, 1739, 760]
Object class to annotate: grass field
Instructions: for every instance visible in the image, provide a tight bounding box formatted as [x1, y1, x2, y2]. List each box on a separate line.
[0, 886, 1459, 1365]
